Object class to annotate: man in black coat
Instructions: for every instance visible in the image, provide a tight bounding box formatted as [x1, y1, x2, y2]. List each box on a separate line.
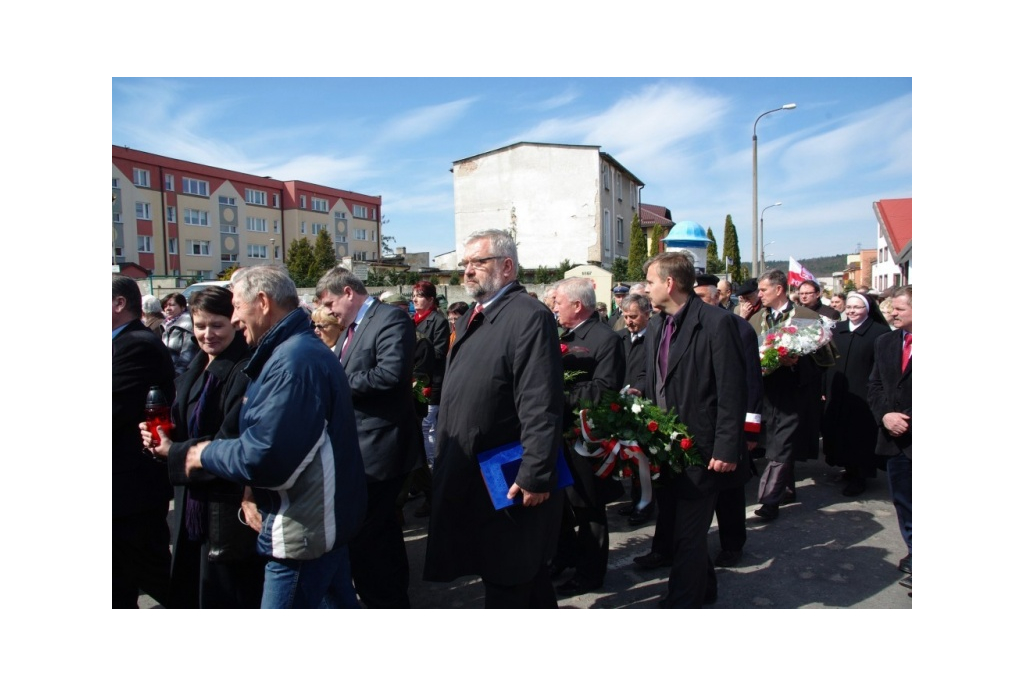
[797, 279, 841, 321]
[424, 230, 565, 608]
[551, 277, 625, 597]
[112, 275, 176, 608]
[643, 253, 748, 608]
[318, 267, 423, 608]
[867, 285, 912, 589]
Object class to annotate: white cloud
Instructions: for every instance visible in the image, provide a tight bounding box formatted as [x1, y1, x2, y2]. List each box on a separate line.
[374, 97, 477, 145]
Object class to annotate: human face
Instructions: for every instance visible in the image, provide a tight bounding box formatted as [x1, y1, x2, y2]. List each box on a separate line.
[231, 291, 270, 347]
[718, 280, 732, 299]
[411, 291, 434, 313]
[193, 310, 235, 358]
[622, 304, 649, 334]
[318, 288, 359, 328]
[644, 265, 672, 311]
[164, 299, 183, 319]
[694, 286, 719, 306]
[313, 319, 342, 347]
[552, 289, 583, 328]
[797, 285, 820, 307]
[831, 295, 845, 311]
[758, 280, 787, 310]
[891, 295, 912, 332]
[844, 297, 868, 325]
[461, 239, 511, 301]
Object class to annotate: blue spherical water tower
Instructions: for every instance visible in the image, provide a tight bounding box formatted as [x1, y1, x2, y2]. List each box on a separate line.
[661, 220, 711, 273]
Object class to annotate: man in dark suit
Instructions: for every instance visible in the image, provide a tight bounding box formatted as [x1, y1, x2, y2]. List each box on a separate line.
[797, 279, 841, 321]
[867, 285, 912, 591]
[617, 293, 655, 526]
[424, 229, 565, 608]
[551, 277, 625, 597]
[112, 275, 176, 608]
[643, 253, 748, 608]
[317, 267, 422, 608]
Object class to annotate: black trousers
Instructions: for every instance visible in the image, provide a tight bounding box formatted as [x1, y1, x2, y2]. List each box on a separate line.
[112, 507, 171, 608]
[484, 564, 557, 608]
[662, 492, 718, 609]
[350, 474, 411, 608]
[714, 484, 747, 552]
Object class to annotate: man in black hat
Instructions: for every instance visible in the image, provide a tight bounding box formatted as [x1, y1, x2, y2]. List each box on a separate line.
[693, 274, 720, 305]
[733, 278, 763, 322]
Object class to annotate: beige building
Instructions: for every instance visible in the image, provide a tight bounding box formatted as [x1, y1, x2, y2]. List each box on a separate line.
[112, 146, 382, 278]
[451, 142, 644, 269]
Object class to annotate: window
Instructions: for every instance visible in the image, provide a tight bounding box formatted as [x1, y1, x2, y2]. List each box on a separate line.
[340, 231, 347, 243]
[166, 206, 176, 223]
[246, 217, 268, 233]
[184, 209, 210, 226]
[370, 230, 376, 241]
[136, 202, 151, 220]
[112, 212, 122, 223]
[354, 229, 367, 240]
[616, 217, 624, 244]
[335, 211, 347, 219]
[273, 220, 280, 233]
[312, 197, 328, 212]
[353, 205, 368, 219]
[247, 244, 268, 259]
[165, 175, 174, 191]
[274, 245, 280, 259]
[182, 177, 209, 196]
[168, 238, 178, 254]
[615, 172, 622, 201]
[630, 182, 636, 208]
[602, 164, 610, 190]
[114, 246, 123, 258]
[301, 221, 306, 234]
[221, 253, 238, 263]
[602, 210, 611, 255]
[112, 178, 119, 188]
[137, 236, 153, 253]
[219, 196, 236, 206]
[312, 222, 327, 235]
[133, 168, 150, 187]
[273, 194, 280, 208]
[245, 189, 267, 205]
[300, 196, 306, 209]
[221, 224, 237, 234]
[371, 208, 377, 220]
[187, 240, 211, 256]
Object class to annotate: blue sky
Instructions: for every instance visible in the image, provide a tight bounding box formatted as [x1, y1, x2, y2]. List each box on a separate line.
[112, 77, 910, 268]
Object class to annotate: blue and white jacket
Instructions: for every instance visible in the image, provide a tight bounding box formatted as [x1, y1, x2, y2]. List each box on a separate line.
[201, 308, 367, 560]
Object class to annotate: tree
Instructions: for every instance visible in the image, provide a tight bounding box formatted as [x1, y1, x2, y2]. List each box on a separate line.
[612, 257, 628, 283]
[554, 258, 575, 281]
[534, 265, 552, 284]
[310, 229, 338, 283]
[706, 227, 724, 274]
[381, 234, 396, 256]
[366, 268, 386, 287]
[650, 224, 665, 255]
[721, 215, 742, 284]
[449, 272, 460, 286]
[626, 213, 648, 281]
[285, 237, 315, 288]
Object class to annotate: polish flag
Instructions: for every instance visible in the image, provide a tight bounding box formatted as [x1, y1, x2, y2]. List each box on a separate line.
[788, 257, 816, 287]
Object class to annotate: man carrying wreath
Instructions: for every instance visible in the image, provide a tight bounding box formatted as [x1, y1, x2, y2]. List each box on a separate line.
[643, 252, 748, 608]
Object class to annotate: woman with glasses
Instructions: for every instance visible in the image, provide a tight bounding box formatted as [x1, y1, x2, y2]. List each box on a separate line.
[312, 306, 345, 357]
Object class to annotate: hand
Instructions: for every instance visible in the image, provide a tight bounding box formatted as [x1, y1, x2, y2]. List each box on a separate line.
[507, 482, 550, 507]
[240, 486, 262, 532]
[185, 440, 210, 477]
[882, 412, 910, 436]
[708, 458, 737, 473]
[746, 440, 758, 451]
[139, 422, 171, 459]
[779, 354, 799, 367]
[624, 387, 643, 397]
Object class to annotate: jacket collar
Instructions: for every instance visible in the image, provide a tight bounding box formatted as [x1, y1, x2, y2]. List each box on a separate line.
[244, 308, 311, 380]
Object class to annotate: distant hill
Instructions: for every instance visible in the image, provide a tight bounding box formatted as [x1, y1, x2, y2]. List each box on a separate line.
[742, 254, 849, 279]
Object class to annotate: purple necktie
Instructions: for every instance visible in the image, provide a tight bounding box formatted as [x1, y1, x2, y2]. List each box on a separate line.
[658, 315, 675, 381]
[340, 323, 356, 361]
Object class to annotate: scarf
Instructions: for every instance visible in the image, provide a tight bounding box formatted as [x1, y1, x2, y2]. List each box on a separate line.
[184, 369, 222, 542]
[413, 305, 437, 326]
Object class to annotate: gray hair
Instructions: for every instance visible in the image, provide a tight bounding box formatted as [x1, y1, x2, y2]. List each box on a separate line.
[316, 266, 368, 297]
[555, 277, 596, 312]
[141, 294, 163, 316]
[231, 265, 299, 310]
[758, 269, 787, 290]
[465, 229, 518, 271]
[628, 283, 646, 295]
[621, 293, 652, 315]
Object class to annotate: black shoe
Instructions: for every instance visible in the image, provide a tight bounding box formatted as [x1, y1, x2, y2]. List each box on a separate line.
[898, 575, 912, 590]
[842, 479, 866, 497]
[627, 504, 656, 526]
[617, 503, 636, 516]
[754, 505, 779, 521]
[898, 554, 912, 574]
[556, 577, 602, 597]
[782, 490, 797, 505]
[714, 550, 742, 568]
[633, 551, 673, 569]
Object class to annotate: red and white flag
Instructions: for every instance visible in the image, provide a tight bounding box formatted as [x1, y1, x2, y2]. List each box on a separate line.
[788, 257, 816, 287]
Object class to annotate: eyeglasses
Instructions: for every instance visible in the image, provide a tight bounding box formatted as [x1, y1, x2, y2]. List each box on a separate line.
[313, 323, 336, 331]
[457, 256, 501, 269]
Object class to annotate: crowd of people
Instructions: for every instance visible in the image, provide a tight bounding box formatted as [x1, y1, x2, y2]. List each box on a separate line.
[113, 230, 912, 608]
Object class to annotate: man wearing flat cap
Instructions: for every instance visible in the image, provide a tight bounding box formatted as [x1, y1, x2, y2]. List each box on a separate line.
[733, 278, 763, 322]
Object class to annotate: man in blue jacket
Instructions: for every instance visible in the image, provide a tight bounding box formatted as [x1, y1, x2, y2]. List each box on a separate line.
[185, 266, 367, 609]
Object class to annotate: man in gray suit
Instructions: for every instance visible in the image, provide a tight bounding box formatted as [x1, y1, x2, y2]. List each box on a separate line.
[317, 267, 423, 608]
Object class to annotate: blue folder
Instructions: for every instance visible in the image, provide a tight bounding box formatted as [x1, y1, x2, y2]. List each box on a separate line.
[477, 441, 574, 510]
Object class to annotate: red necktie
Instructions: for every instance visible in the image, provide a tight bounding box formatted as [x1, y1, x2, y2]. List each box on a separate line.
[340, 323, 356, 361]
[465, 304, 484, 329]
[901, 333, 912, 372]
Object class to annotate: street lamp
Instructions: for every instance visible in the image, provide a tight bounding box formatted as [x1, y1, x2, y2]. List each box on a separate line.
[760, 202, 781, 275]
[752, 103, 796, 278]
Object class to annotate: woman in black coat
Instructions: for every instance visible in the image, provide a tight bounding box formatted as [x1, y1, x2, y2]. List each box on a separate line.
[141, 287, 264, 608]
[822, 292, 890, 496]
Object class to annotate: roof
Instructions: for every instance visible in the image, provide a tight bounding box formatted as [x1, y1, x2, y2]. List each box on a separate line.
[874, 198, 912, 260]
[451, 141, 644, 185]
[640, 203, 675, 229]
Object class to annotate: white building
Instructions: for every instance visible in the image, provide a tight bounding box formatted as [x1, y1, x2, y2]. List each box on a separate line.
[451, 142, 644, 269]
[872, 198, 912, 291]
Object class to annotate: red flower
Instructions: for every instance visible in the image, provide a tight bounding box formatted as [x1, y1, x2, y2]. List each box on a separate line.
[647, 421, 658, 432]
[777, 346, 788, 357]
[622, 466, 633, 478]
[560, 343, 569, 355]
[650, 464, 660, 473]
[573, 427, 581, 436]
[680, 437, 694, 450]
[610, 403, 621, 413]
[422, 387, 431, 398]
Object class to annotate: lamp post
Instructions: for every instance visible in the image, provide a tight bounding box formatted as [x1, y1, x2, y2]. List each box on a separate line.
[752, 103, 796, 279]
[760, 202, 781, 275]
